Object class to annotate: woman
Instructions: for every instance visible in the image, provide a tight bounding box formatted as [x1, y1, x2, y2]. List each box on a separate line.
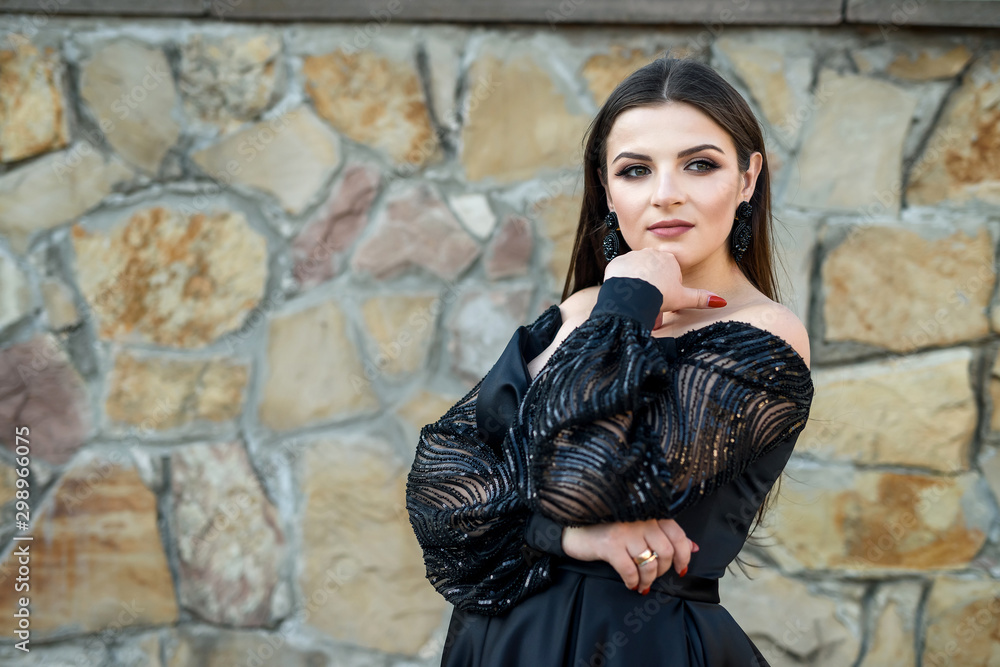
[406, 55, 814, 666]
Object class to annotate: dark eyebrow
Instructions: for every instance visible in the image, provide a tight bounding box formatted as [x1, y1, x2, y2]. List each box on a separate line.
[612, 144, 725, 163]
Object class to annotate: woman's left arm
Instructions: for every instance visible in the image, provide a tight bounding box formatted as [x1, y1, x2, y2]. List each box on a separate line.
[513, 277, 815, 527]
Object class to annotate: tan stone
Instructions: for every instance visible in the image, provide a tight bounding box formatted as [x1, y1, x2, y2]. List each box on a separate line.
[765, 464, 992, 572]
[0, 459, 16, 506]
[531, 192, 582, 285]
[191, 105, 341, 214]
[852, 43, 973, 81]
[72, 206, 268, 348]
[179, 33, 283, 131]
[105, 352, 248, 430]
[80, 39, 180, 174]
[789, 70, 918, 213]
[721, 568, 861, 666]
[41, 278, 79, 330]
[0, 457, 178, 637]
[923, 576, 1000, 666]
[583, 46, 662, 106]
[798, 349, 974, 472]
[171, 442, 286, 626]
[822, 226, 993, 352]
[0, 38, 69, 162]
[303, 49, 438, 166]
[887, 44, 974, 81]
[0, 143, 133, 252]
[165, 627, 325, 666]
[258, 300, 378, 430]
[0, 252, 31, 330]
[715, 36, 813, 146]
[908, 50, 1000, 206]
[361, 294, 437, 376]
[461, 53, 589, 183]
[299, 434, 445, 654]
[859, 582, 922, 667]
[395, 389, 460, 436]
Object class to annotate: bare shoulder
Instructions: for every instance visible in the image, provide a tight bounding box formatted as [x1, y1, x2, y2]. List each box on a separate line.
[730, 300, 811, 368]
[558, 285, 602, 324]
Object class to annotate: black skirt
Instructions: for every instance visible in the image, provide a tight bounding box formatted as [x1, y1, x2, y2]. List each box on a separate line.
[441, 559, 769, 667]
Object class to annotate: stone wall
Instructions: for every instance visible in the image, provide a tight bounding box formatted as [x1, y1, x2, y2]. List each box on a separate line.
[0, 12, 998, 667]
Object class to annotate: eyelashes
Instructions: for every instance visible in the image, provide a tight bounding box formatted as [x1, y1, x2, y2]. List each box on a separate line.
[615, 159, 720, 179]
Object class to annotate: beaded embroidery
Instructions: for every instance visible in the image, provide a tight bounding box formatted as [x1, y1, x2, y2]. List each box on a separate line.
[406, 303, 814, 616]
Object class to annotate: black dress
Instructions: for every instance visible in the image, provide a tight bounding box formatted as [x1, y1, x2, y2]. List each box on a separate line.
[406, 277, 814, 666]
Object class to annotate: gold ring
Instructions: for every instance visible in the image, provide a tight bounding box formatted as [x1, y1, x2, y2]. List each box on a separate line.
[633, 549, 658, 566]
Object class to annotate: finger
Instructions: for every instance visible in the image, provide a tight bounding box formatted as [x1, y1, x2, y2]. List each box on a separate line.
[643, 527, 676, 582]
[630, 541, 659, 594]
[658, 519, 693, 577]
[681, 287, 726, 310]
[609, 550, 641, 591]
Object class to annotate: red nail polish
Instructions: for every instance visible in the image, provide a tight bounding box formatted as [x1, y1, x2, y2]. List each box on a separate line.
[708, 295, 727, 308]
[679, 567, 688, 578]
[641, 588, 650, 596]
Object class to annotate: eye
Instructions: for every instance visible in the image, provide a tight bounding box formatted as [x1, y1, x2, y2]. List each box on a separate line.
[688, 159, 719, 172]
[615, 165, 650, 179]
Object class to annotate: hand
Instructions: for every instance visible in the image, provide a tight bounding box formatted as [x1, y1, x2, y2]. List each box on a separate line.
[561, 518, 700, 594]
[604, 248, 726, 313]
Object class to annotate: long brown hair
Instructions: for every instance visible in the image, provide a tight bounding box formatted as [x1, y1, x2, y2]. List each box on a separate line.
[562, 54, 784, 574]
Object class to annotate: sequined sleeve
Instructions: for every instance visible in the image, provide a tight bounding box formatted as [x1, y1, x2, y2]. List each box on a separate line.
[405, 306, 563, 616]
[514, 277, 815, 527]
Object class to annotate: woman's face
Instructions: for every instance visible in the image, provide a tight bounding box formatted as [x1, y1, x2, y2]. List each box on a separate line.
[602, 101, 762, 272]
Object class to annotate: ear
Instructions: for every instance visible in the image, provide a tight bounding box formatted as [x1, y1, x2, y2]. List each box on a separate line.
[740, 151, 763, 202]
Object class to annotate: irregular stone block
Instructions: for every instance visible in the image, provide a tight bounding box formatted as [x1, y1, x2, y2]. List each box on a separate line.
[789, 70, 918, 214]
[822, 226, 992, 352]
[351, 183, 479, 281]
[0, 457, 178, 638]
[0, 334, 90, 464]
[0, 143, 133, 252]
[171, 441, 286, 626]
[258, 300, 378, 430]
[191, 105, 340, 214]
[0, 38, 69, 163]
[105, 352, 249, 431]
[908, 50, 1000, 206]
[299, 434, 445, 655]
[80, 39, 180, 174]
[765, 464, 992, 572]
[799, 348, 974, 472]
[303, 48, 438, 167]
[72, 206, 268, 348]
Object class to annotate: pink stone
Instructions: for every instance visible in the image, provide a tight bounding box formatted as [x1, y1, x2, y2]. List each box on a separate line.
[171, 441, 286, 626]
[351, 183, 480, 281]
[485, 214, 533, 279]
[292, 163, 380, 288]
[0, 335, 90, 464]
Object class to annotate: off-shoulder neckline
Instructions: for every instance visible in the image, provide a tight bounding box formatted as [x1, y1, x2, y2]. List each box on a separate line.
[536, 304, 811, 372]
[652, 319, 811, 371]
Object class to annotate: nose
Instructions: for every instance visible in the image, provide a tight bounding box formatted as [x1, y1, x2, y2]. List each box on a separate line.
[651, 169, 684, 208]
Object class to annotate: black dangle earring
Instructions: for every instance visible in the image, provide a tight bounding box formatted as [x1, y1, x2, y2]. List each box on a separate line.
[603, 211, 620, 261]
[730, 200, 753, 263]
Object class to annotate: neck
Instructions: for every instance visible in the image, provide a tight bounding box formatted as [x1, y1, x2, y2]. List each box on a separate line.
[679, 248, 746, 300]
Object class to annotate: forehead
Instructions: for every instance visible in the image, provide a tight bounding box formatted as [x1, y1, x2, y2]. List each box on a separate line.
[606, 102, 734, 156]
